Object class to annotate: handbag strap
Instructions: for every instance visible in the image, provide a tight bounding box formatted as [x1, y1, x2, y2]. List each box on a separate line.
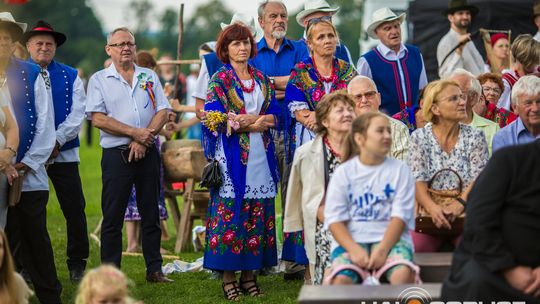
[427, 168, 463, 194]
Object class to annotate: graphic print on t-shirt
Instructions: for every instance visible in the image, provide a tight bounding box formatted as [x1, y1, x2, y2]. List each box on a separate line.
[348, 183, 395, 221]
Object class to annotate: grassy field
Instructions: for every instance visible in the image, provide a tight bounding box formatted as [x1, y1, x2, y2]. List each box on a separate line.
[38, 129, 302, 304]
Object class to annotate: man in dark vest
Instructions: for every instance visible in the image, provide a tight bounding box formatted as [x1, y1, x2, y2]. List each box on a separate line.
[0, 12, 61, 304]
[22, 20, 89, 283]
[357, 7, 428, 116]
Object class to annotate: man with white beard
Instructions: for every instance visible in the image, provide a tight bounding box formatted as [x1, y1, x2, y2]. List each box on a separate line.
[250, 0, 309, 281]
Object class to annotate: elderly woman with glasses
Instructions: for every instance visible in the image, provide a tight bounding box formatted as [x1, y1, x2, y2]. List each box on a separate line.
[282, 16, 355, 274]
[407, 80, 488, 252]
[284, 91, 355, 285]
[475, 73, 517, 128]
[202, 23, 281, 300]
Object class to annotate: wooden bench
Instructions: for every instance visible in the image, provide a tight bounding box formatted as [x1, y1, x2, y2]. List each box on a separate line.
[414, 252, 453, 283]
[298, 283, 442, 303]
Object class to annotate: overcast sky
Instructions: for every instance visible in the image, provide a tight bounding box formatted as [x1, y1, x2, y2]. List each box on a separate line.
[89, 0, 305, 32]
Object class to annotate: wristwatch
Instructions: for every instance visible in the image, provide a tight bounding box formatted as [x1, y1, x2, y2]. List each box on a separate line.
[456, 197, 466, 207]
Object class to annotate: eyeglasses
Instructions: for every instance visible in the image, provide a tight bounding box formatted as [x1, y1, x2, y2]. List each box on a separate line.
[482, 86, 501, 95]
[438, 94, 465, 103]
[352, 91, 378, 101]
[108, 42, 136, 49]
[306, 15, 332, 27]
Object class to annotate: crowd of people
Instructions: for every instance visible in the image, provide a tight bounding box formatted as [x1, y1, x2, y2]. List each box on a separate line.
[0, 0, 538, 302]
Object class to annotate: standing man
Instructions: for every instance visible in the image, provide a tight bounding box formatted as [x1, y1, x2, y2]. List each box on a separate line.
[250, 0, 309, 280]
[437, 0, 484, 79]
[357, 7, 428, 116]
[0, 12, 62, 304]
[347, 75, 410, 161]
[86, 27, 172, 283]
[296, 0, 354, 65]
[22, 20, 89, 283]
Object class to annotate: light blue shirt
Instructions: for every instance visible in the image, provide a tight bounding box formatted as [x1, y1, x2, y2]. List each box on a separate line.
[86, 63, 170, 148]
[492, 118, 540, 152]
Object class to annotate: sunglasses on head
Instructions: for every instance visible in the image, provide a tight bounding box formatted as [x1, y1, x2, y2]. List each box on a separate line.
[307, 15, 332, 27]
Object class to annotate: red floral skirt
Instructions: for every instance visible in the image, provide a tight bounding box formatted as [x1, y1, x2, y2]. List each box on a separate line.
[203, 196, 277, 271]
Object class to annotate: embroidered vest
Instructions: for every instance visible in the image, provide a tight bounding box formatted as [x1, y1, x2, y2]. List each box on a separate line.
[6, 58, 39, 162]
[363, 44, 423, 116]
[204, 53, 224, 80]
[45, 60, 80, 151]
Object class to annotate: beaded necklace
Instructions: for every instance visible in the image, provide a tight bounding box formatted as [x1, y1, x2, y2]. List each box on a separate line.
[238, 67, 255, 93]
[323, 136, 341, 159]
[312, 57, 337, 83]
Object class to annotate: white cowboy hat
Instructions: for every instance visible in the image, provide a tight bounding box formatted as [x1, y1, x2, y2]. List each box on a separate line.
[296, 0, 340, 27]
[366, 7, 406, 39]
[0, 12, 27, 41]
[220, 13, 256, 35]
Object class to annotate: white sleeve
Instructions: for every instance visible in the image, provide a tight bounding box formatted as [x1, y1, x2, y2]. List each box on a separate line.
[85, 74, 107, 114]
[152, 71, 171, 112]
[497, 79, 512, 111]
[21, 76, 56, 171]
[437, 37, 463, 79]
[192, 59, 210, 100]
[356, 57, 373, 79]
[56, 76, 86, 145]
[418, 53, 428, 90]
[389, 162, 416, 231]
[324, 165, 351, 228]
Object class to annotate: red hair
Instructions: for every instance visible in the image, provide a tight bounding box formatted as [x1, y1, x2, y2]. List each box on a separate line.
[215, 23, 257, 64]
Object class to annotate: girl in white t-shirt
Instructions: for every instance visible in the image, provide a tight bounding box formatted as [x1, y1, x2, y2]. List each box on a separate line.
[324, 112, 419, 285]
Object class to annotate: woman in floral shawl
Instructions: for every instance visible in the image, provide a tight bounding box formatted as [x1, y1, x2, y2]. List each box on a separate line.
[282, 17, 355, 281]
[202, 23, 281, 301]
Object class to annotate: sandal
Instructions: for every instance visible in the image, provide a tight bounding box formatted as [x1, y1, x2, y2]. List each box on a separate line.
[239, 278, 263, 297]
[222, 281, 241, 301]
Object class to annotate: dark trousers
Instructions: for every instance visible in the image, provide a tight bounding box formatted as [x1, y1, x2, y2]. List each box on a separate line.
[7, 191, 62, 304]
[100, 145, 162, 273]
[47, 162, 89, 271]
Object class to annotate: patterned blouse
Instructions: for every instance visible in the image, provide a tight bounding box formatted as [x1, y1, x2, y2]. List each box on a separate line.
[407, 123, 489, 190]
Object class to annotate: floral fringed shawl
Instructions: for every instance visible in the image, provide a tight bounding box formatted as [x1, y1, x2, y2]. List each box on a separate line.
[202, 63, 282, 209]
[284, 57, 355, 160]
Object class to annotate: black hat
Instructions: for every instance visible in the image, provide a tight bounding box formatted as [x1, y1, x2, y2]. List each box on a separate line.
[21, 20, 66, 46]
[442, 0, 479, 17]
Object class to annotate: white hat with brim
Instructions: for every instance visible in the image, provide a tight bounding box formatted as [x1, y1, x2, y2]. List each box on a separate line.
[220, 13, 256, 35]
[366, 7, 406, 39]
[0, 12, 27, 42]
[296, 0, 340, 27]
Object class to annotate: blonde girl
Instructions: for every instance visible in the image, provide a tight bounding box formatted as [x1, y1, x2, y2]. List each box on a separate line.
[75, 265, 138, 304]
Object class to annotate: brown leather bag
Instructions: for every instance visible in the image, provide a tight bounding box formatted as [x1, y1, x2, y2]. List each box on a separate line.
[415, 168, 464, 235]
[8, 170, 25, 206]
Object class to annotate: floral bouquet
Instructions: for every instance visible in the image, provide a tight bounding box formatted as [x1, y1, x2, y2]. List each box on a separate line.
[202, 111, 240, 136]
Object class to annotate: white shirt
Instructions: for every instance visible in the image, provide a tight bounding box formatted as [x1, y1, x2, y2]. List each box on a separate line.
[5, 74, 56, 192]
[437, 29, 485, 78]
[324, 157, 415, 250]
[357, 43, 428, 97]
[192, 59, 209, 101]
[184, 73, 198, 120]
[86, 63, 170, 148]
[45, 74, 86, 163]
[534, 31, 540, 42]
[498, 68, 514, 111]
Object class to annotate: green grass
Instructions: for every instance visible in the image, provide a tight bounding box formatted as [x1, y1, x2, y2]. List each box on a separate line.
[39, 127, 302, 303]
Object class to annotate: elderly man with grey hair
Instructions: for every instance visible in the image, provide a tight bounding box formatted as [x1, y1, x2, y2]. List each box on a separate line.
[347, 75, 410, 161]
[86, 27, 172, 283]
[492, 75, 540, 152]
[447, 69, 499, 155]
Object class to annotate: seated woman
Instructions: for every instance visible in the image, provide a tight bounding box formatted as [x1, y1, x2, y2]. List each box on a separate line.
[283, 91, 355, 285]
[475, 73, 517, 128]
[0, 230, 33, 303]
[202, 23, 280, 300]
[324, 113, 418, 285]
[442, 140, 540, 302]
[407, 80, 489, 252]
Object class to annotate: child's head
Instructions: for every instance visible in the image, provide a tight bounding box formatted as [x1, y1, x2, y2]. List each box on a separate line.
[75, 265, 131, 304]
[343, 112, 391, 160]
